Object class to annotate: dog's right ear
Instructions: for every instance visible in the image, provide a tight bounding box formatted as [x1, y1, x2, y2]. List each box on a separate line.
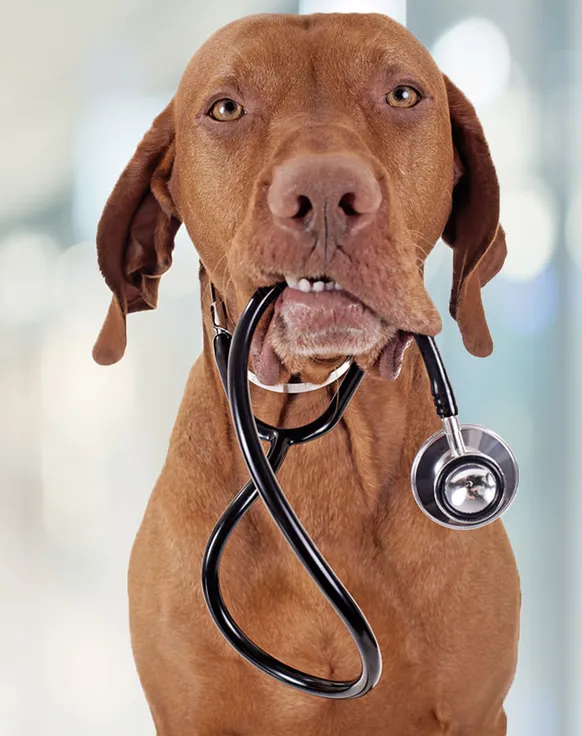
[93, 101, 181, 365]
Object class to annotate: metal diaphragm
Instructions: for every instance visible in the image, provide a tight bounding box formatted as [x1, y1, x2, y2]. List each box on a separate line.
[410, 424, 519, 530]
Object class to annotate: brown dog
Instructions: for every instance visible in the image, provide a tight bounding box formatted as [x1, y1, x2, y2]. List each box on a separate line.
[93, 12, 520, 736]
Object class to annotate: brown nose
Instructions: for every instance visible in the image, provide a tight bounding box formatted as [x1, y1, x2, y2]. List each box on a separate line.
[267, 155, 382, 243]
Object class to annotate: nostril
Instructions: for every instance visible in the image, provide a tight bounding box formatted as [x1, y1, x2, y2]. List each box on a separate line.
[293, 195, 313, 220]
[338, 193, 359, 217]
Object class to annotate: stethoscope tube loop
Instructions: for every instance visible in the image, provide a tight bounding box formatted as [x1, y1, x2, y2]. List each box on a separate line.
[204, 284, 381, 698]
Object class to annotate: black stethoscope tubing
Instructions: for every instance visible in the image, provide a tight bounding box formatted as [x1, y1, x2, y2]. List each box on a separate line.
[202, 283, 458, 699]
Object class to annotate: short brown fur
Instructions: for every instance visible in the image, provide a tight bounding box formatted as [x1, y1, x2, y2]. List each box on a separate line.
[94, 13, 519, 735]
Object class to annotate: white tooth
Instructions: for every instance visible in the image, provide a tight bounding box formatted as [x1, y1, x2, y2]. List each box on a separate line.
[325, 281, 335, 291]
[286, 275, 298, 289]
[298, 278, 312, 293]
[334, 282, 342, 291]
[313, 280, 325, 292]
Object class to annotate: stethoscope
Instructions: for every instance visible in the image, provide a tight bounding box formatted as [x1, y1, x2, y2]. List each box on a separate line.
[202, 282, 519, 700]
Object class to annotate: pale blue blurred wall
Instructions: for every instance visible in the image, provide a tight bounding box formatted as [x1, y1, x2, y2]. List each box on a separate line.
[0, 1, 577, 734]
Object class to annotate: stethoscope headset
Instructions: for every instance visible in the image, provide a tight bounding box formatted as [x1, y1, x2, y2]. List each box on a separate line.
[202, 282, 519, 700]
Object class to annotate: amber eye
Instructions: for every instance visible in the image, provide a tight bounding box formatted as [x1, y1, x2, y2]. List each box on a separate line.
[386, 85, 422, 108]
[208, 98, 246, 121]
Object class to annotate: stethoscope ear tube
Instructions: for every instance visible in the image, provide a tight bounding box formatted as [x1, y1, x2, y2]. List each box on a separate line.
[413, 335, 457, 418]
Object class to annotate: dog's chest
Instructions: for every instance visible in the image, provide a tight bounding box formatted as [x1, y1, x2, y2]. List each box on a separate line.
[219, 426, 431, 678]
[218, 483, 447, 734]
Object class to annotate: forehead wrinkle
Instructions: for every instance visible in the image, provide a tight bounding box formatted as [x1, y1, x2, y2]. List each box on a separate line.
[347, 42, 442, 84]
[189, 35, 310, 104]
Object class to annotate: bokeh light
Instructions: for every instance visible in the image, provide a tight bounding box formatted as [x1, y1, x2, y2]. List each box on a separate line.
[566, 188, 582, 271]
[501, 184, 557, 282]
[433, 18, 511, 107]
[0, 232, 59, 326]
[300, 0, 406, 25]
[72, 95, 169, 243]
[496, 265, 559, 335]
[51, 241, 111, 321]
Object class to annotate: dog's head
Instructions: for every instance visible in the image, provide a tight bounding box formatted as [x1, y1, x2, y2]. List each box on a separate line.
[93, 13, 506, 384]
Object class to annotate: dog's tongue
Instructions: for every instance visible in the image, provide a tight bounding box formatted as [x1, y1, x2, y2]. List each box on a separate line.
[250, 306, 282, 385]
[377, 331, 413, 380]
[252, 326, 413, 387]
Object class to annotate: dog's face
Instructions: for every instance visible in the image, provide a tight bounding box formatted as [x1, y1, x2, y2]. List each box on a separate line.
[93, 13, 506, 382]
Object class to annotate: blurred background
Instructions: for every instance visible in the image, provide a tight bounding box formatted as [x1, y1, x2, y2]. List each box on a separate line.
[1, 0, 578, 733]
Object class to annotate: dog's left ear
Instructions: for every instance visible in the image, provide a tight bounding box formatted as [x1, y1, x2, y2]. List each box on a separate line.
[93, 100, 181, 365]
[442, 76, 507, 357]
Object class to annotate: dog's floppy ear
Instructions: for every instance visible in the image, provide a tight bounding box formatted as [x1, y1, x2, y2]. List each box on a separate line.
[93, 101, 181, 365]
[442, 76, 507, 358]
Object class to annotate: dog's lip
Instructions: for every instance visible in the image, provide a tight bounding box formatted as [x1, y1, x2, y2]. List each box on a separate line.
[269, 280, 417, 337]
[277, 285, 381, 328]
[274, 286, 387, 359]
[276, 284, 413, 361]
[255, 273, 438, 337]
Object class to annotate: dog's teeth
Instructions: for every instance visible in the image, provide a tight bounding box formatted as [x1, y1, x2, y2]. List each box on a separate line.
[334, 282, 342, 291]
[292, 277, 339, 293]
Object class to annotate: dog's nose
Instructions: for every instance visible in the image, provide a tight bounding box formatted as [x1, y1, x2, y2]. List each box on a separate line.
[267, 155, 382, 242]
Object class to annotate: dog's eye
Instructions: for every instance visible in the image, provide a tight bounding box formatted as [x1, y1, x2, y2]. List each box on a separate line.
[208, 98, 246, 121]
[385, 85, 422, 109]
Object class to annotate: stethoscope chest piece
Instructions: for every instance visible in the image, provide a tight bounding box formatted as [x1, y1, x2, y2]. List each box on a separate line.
[411, 424, 519, 530]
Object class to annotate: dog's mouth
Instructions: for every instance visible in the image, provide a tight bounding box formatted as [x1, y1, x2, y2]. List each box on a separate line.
[250, 274, 414, 385]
